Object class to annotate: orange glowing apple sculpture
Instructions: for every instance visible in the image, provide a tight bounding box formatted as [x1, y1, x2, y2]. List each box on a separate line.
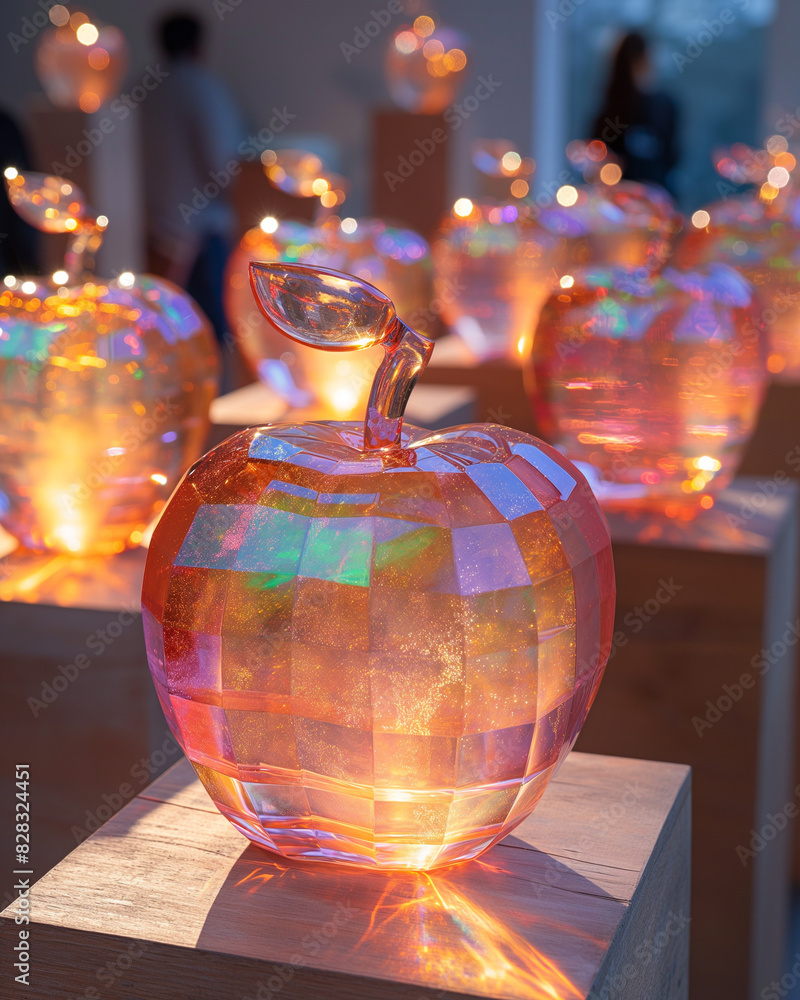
[142, 262, 615, 871]
[526, 265, 767, 514]
[433, 197, 563, 362]
[672, 138, 800, 381]
[35, 5, 129, 113]
[0, 171, 218, 555]
[538, 140, 681, 274]
[224, 150, 431, 416]
[385, 13, 469, 114]
[432, 141, 563, 362]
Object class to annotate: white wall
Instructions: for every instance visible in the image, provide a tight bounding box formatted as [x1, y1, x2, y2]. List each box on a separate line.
[1, 0, 537, 216]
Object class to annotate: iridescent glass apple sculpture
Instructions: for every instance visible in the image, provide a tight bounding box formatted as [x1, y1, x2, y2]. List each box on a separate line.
[539, 178, 681, 274]
[142, 262, 615, 871]
[385, 13, 469, 114]
[525, 265, 767, 514]
[224, 151, 431, 416]
[35, 5, 129, 113]
[432, 197, 564, 362]
[0, 171, 218, 555]
[673, 184, 800, 382]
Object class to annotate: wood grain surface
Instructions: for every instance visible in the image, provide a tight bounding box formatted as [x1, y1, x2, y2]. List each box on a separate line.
[0, 752, 690, 1000]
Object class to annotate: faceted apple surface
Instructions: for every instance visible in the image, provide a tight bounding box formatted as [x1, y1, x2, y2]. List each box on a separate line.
[142, 421, 614, 870]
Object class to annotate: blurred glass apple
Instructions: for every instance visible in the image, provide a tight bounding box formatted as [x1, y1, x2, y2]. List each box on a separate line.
[35, 5, 129, 113]
[386, 13, 469, 114]
[224, 151, 431, 416]
[525, 264, 767, 515]
[0, 170, 218, 555]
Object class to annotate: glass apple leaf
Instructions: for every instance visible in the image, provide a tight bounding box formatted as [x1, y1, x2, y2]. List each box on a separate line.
[250, 262, 397, 351]
[4, 170, 90, 233]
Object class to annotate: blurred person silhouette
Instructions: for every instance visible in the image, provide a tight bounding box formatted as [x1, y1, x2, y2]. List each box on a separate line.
[592, 31, 679, 193]
[0, 108, 39, 277]
[142, 12, 244, 350]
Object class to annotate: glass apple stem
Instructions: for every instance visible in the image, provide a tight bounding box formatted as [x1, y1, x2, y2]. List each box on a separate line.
[364, 319, 433, 451]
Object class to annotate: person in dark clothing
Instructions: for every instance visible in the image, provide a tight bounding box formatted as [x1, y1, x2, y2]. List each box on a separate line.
[0, 109, 40, 276]
[592, 32, 679, 193]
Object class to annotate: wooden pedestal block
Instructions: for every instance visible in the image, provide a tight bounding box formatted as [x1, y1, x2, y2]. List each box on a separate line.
[420, 334, 537, 433]
[576, 478, 799, 1000]
[371, 110, 448, 239]
[206, 379, 477, 450]
[739, 381, 800, 481]
[0, 753, 690, 1000]
[0, 545, 172, 906]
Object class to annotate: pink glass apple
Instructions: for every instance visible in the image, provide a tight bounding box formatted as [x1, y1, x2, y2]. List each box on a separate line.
[224, 152, 431, 415]
[674, 155, 800, 383]
[0, 171, 218, 555]
[35, 6, 129, 113]
[385, 13, 469, 114]
[142, 262, 615, 871]
[432, 198, 564, 361]
[525, 264, 767, 514]
[538, 178, 681, 274]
